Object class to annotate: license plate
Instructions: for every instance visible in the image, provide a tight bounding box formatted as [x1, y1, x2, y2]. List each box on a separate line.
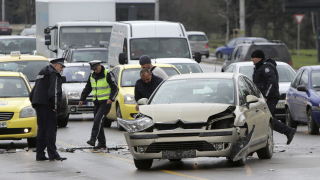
[86, 102, 94, 106]
[2, 29, 7, 31]
[276, 102, 285, 108]
[162, 150, 196, 159]
[0, 121, 7, 128]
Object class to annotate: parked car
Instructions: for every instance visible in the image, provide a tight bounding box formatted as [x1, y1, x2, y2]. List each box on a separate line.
[221, 41, 292, 72]
[153, 58, 203, 74]
[0, 36, 36, 55]
[107, 63, 181, 129]
[215, 37, 268, 59]
[118, 73, 274, 169]
[62, 47, 109, 67]
[0, 21, 12, 35]
[0, 52, 68, 127]
[20, 28, 36, 36]
[285, 66, 320, 135]
[186, 31, 210, 58]
[225, 61, 296, 120]
[0, 71, 37, 147]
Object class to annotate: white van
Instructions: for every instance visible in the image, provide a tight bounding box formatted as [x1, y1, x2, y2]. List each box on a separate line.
[108, 21, 202, 72]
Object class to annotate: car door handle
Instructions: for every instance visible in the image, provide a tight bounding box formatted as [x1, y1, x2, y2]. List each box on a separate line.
[256, 109, 259, 112]
[264, 106, 267, 109]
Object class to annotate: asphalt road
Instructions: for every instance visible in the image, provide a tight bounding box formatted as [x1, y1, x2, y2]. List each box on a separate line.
[1, 60, 319, 180]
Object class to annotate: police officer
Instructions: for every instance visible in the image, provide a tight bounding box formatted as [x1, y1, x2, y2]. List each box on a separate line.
[251, 49, 296, 145]
[29, 58, 67, 161]
[139, 55, 168, 80]
[134, 68, 163, 111]
[79, 60, 118, 149]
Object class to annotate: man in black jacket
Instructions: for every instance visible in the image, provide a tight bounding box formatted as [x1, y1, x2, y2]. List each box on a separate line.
[251, 50, 296, 145]
[79, 60, 118, 149]
[29, 58, 67, 161]
[134, 68, 163, 111]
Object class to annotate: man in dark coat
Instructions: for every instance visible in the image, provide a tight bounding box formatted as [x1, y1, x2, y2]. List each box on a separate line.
[251, 49, 296, 145]
[134, 68, 163, 111]
[29, 58, 67, 161]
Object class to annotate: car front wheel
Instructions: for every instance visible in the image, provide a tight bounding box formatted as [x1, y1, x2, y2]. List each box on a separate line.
[57, 114, 69, 127]
[134, 159, 153, 170]
[308, 109, 319, 135]
[27, 137, 37, 147]
[257, 122, 273, 159]
[116, 104, 124, 131]
[285, 108, 297, 129]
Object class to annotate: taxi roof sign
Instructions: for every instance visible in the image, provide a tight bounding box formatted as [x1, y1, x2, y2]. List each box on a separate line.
[10, 51, 21, 56]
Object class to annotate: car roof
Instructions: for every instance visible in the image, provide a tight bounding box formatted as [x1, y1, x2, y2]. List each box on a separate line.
[69, 48, 108, 51]
[186, 31, 206, 35]
[230, 61, 289, 67]
[0, 36, 35, 39]
[64, 63, 90, 67]
[301, 65, 320, 70]
[56, 21, 114, 26]
[117, 63, 176, 70]
[153, 58, 198, 64]
[0, 55, 48, 62]
[168, 72, 236, 81]
[234, 37, 267, 40]
[0, 71, 22, 77]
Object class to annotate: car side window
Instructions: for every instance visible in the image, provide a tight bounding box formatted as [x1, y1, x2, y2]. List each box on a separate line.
[226, 39, 236, 47]
[291, 69, 303, 88]
[243, 76, 261, 98]
[235, 46, 243, 59]
[299, 70, 308, 86]
[238, 77, 250, 105]
[225, 65, 234, 73]
[230, 47, 238, 60]
[235, 39, 244, 45]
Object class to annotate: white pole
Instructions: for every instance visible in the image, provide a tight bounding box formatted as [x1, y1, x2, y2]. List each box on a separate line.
[239, 0, 245, 37]
[2, 0, 4, 21]
[155, 0, 159, 20]
[298, 24, 300, 57]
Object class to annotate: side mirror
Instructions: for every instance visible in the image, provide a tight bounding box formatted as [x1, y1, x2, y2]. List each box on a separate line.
[45, 34, 51, 46]
[297, 85, 308, 92]
[246, 95, 259, 108]
[195, 52, 201, 63]
[119, 52, 127, 65]
[61, 76, 66, 83]
[137, 98, 148, 105]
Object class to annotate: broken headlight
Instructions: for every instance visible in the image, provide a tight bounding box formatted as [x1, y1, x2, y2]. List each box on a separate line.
[117, 116, 154, 132]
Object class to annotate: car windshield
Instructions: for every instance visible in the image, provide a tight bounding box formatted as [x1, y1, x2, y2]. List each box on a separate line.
[62, 66, 92, 83]
[239, 65, 295, 82]
[188, 35, 207, 41]
[0, 60, 49, 82]
[130, 38, 190, 60]
[0, 77, 29, 97]
[59, 26, 112, 50]
[121, 67, 179, 87]
[0, 22, 9, 27]
[0, 38, 36, 54]
[248, 45, 290, 61]
[150, 79, 235, 104]
[71, 50, 108, 63]
[172, 63, 203, 74]
[311, 70, 320, 89]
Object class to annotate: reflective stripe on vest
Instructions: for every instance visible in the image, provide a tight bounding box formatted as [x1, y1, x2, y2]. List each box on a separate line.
[90, 69, 111, 101]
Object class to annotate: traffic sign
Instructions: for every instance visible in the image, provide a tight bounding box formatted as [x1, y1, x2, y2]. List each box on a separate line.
[294, 14, 305, 24]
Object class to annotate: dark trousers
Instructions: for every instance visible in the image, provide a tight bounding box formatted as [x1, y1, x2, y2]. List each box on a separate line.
[35, 105, 60, 159]
[267, 98, 291, 134]
[90, 101, 111, 145]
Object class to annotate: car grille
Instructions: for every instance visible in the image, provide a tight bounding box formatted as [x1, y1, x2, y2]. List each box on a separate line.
[77, 107, 94, 112]
[145, 141, 215, 153]
[0, 112, 14, 121]
[0, 128, 31, 135]
[154, 121, 207, 130]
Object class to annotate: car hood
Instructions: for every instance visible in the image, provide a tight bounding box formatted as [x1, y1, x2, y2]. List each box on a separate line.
[140, 103, 231, 123]
[279, 82, 291, 94]
[121, 87, 134, 95]
[0, 98, 31, 112]
[63, 83, 92, 96]
[151, 58, 197, 64]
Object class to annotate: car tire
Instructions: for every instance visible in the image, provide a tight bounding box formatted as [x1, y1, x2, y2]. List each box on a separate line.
[103, 117, 112, 127]
[205, 54, 209, 58]
[116, 104, 124, 131]
[257, 122, 273, 159]
[27, 137, 37, 147]
[57, 114, 69, 127]
[285, 108, 297, 129]
[169, 159, 181, 161]
[217, 52, 222, 59]
[307, 109, 319, 135]
[134, 159, 153, 170]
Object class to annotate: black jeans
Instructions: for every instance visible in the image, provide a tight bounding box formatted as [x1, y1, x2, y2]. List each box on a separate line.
[90, 101, 112, 144]
[267, 98, 292, 134]
[35, 105, 60, 159]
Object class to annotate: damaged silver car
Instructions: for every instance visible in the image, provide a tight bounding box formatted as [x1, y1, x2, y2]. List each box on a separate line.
[118, 73, 274, 169]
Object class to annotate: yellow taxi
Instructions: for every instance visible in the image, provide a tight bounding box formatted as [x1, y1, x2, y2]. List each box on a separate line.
[106, 64, 180, 130]
[0, 51, 50, 87]
[0, 71, 37, 147]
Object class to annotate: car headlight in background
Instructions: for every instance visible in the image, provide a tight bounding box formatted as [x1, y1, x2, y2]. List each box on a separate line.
[124, 94, 136, 104]
[67, 91, 80, 99]
[117, 117, 153, 132]
[20, 105, 36, 118]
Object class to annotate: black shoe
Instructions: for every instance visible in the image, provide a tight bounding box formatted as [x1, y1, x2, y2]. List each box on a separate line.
[96, 144, 107, 149]
[87, 140, 95, 146]
[36, 157, 49, 161]
[286, 128, 296, 145]
[49, 157, 67, 161]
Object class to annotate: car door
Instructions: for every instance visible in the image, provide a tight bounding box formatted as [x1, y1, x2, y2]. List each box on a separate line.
[225, 65, 234, 73]
[107, 67, 120, 119]
[295, 70, 309, 121]
[286, 69, 303, 120]
[225, 47, 239, 68]
[223, 39, 237, 55]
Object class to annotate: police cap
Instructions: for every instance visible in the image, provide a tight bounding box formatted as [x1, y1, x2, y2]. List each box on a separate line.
[89, 60, 102, 70]
[50, 58, 65, 67]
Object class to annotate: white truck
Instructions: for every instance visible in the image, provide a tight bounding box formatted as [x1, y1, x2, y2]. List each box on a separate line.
[36, 0, 116, 58]
[108, 21, 202, 72]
